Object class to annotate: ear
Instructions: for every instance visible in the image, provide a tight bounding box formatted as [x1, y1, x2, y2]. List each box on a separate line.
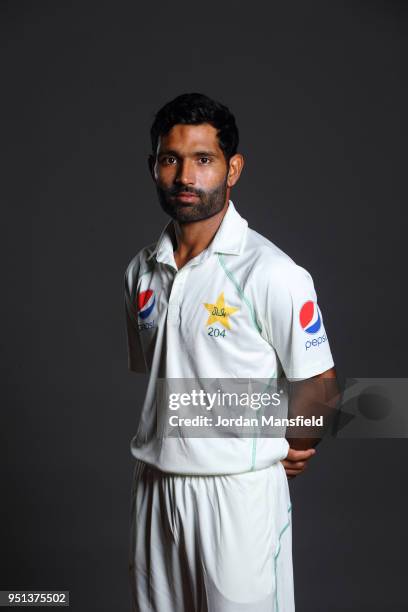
[148, 154, 155, 180]
[226, 153, 244, 188]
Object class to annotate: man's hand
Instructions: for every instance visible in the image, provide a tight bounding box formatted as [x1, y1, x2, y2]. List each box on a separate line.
[281, 447, 316, 479]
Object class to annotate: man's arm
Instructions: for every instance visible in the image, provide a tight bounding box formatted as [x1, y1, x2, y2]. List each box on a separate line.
[286, 366, 340, 450]
[282, 366, 341, 478]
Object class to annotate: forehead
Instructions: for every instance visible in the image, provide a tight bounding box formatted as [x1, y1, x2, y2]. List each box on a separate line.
[157, 123, 221, 153]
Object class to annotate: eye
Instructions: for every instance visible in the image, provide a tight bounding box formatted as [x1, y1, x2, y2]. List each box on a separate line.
[161, 156, 177, 165]
[198, 157, 211, 164]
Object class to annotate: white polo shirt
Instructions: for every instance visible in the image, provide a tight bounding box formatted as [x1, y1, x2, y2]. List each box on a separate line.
[124, 200, 335, 475]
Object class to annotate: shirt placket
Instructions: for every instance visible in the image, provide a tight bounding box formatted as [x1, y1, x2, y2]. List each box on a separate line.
[167, 267, 190, 326]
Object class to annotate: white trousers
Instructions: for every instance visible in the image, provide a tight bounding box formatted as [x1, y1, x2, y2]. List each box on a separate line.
[129, 460, 295, 612]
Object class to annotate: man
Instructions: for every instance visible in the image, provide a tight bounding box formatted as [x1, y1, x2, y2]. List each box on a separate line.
[125, 93, 337, 611]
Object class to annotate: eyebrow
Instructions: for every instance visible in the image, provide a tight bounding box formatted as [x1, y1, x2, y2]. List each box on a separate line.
[158, 149, 219, 158]
[193, 150, 218, 157]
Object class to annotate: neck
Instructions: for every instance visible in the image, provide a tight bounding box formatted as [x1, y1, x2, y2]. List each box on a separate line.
[173, 199, 230, 269]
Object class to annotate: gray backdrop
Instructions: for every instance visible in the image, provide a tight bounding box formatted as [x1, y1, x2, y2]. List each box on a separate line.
[1, 1, 407, 611]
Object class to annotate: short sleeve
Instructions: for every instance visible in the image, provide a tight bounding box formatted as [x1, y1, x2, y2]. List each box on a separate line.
[124, 268, 147, 374]
[259, 264, 334, 381]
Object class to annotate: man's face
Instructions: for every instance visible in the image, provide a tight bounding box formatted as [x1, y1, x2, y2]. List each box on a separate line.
[151, 123, 230, 223]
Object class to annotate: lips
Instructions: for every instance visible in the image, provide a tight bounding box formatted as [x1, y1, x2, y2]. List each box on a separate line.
[173, 192, 199, 202]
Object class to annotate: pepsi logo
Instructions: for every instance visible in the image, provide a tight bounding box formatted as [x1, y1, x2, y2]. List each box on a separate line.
[138, 289, 156, 320]
[299, 300, 322, 334]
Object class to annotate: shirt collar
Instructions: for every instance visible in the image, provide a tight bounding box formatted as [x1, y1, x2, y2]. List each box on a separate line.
[146, 200, 248, 266]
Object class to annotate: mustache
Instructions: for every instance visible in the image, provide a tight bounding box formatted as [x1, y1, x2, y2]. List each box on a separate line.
[168, 186, 203, 197]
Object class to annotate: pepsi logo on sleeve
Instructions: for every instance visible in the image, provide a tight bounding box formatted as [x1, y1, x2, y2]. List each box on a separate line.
[299, 300, 327, 350]
[138, 289, 156, 319]
[299, 300, 322, 334]
[137, 289, 157, 331]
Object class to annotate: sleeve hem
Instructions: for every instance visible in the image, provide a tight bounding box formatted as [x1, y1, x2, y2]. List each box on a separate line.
[284, 358, 335, 382]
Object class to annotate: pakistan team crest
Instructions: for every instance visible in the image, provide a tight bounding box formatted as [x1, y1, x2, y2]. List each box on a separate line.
[203, 292, 239, 330]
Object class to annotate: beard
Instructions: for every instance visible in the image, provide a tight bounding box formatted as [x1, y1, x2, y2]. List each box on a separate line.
[156, 175, 229, 224]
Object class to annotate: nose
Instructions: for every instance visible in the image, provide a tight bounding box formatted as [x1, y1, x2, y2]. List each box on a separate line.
[175, 159, 195, 186]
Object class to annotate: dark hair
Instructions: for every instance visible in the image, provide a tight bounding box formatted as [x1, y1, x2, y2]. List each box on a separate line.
[150, 93, 239, 162]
